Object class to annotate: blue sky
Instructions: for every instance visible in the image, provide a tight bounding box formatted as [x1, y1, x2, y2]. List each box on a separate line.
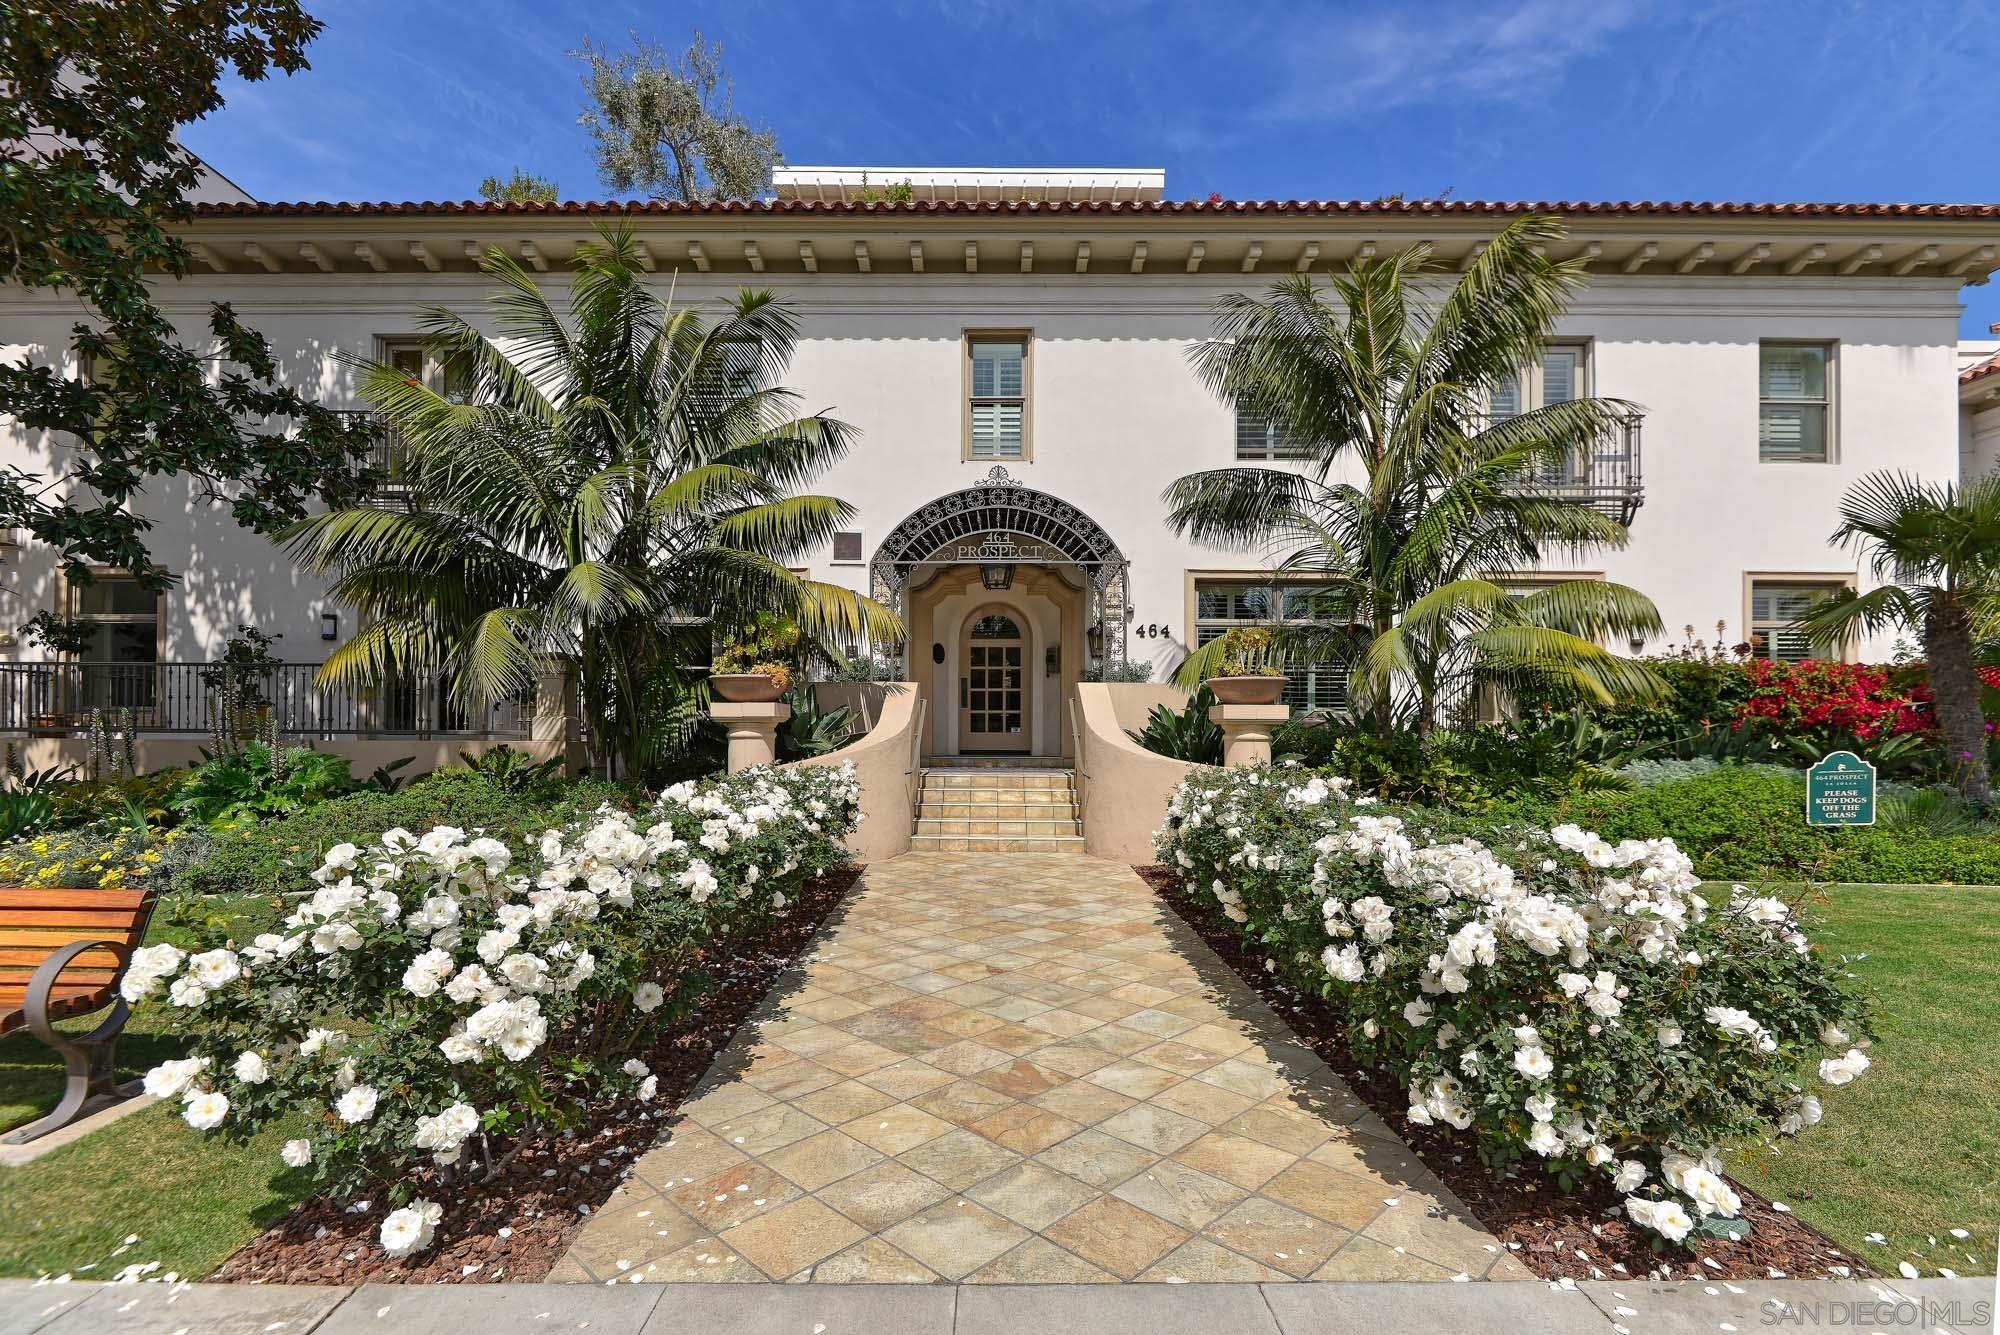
[184, 0, 2000, 335]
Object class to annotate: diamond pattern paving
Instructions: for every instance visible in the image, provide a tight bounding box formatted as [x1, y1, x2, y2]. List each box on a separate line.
[557, 854, 1531, 1284]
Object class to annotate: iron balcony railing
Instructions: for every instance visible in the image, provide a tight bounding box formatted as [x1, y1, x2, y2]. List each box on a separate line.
[330, 410, 414, 503]
[1487, 410, 1645, 526]
[0, 662, 534, 739]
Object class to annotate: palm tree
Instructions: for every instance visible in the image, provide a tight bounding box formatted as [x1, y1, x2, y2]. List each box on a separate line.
[1165, 215, 1662, 739]
[1800, 472, 2000, 806]
[284, 224, 899, 779]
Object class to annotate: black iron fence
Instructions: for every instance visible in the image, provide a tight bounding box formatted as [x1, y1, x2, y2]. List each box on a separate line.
[0, 662, 535, 739]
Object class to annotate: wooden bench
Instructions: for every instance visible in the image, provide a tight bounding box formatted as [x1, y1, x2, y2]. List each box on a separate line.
[1, 886, 160, 1145]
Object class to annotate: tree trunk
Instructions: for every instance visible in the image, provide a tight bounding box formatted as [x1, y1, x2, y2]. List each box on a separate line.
[1924, 602, 1993, 807]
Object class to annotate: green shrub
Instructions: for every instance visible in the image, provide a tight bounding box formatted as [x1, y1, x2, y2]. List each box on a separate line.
[168, 745, 356, 827]
[1552, 764, 2000, 885]
[1129, 685, 1222, 763]
[172, 769, 637, 898]
[1557, 767, 1829, 880]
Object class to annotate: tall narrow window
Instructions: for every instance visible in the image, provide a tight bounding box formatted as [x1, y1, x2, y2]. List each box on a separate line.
[1490, 344, 1588, 483]
[1759, 343, 1833, 462]
[1749, 579, 1846, 662]
[966, 336, 1028, 460]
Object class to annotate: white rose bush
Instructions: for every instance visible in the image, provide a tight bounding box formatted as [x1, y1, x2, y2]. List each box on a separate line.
[1156, 766, 1872, 1250]
[126, 763, 858, 1258]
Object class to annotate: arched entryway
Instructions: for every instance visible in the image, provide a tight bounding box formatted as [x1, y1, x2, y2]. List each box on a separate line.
[871, 467, 1130, 760]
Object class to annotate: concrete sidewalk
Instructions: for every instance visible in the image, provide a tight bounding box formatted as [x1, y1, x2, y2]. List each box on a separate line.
[1, 1277, 1990, 1335]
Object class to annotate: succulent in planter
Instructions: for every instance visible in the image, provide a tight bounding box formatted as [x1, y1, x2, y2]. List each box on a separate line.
[1204, 626, 1288, 704]
[711, 615, 802, 701]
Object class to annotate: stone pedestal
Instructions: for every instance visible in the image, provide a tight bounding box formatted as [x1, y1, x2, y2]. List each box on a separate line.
[710, 701, 792, 773]
[1208, 702, 1289, 769]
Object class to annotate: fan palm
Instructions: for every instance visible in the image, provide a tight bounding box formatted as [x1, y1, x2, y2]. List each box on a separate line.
[1165, 215, 1663, 739]
[1799, 471, 2000, 806]
[283, 224, 900, 779]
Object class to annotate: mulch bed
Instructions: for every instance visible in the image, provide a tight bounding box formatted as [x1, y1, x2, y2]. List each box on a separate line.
[1135, 864, 1876, 1284]
[210, 866, 861, 1286]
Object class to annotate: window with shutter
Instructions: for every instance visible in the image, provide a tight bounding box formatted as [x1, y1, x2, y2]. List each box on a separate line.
[1749, 580, 1843, 661]
[966, 337, 1028, 459]
[1193, 578, 1351, 712]
[1759, 343, 1832, 462]
[1234, 411, 1310, 460]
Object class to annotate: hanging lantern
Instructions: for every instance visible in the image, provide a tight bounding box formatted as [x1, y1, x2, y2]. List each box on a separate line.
[980, 562, 1015, 590]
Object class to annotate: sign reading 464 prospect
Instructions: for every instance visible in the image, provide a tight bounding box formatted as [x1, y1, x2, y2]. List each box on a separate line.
[1805, 750, 1877, 827]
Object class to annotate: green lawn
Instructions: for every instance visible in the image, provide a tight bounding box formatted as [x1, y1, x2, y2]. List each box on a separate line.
[1729, 883, 2000, 1277]
[0, 892, 308, 1279]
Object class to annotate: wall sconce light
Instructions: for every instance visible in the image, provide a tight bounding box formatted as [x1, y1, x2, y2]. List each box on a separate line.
[980, 562, 1014, 591]
[321, 610, 340, 641]
[1627, 634, 1646, 655]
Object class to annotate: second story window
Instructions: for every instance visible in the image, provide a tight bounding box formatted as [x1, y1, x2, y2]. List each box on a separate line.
[68, 572, 163, 664]
[966, 334, 1028, 460]
[1235, 410, 1310, 460]
[1759, 342, 1833, 462]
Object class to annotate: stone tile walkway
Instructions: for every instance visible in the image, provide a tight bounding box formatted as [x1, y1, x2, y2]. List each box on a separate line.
[557, 854, 1530, 1285]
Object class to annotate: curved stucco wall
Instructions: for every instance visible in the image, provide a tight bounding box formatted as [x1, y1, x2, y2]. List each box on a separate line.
[785, 681, 922, 863]
[1074, 682, 1204, 864]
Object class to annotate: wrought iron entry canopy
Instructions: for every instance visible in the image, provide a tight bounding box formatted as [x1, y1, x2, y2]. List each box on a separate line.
[871, 466, 1131, 670]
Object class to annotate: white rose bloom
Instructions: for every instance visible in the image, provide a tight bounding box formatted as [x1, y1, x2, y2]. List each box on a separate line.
[1584, 1144, 1613, 1167]
[280, 1138, 314, 1168]
[142, 1056, 209, 1099]
[622, 1058, 650, 1078]
[335, 1084, 380, 1124]
[1680, 1165, 1742, 1217]
[1656, 1022, 1683, 1048]
[1402, 998, 1433, 1028]
[1524, 1093, 1557, 1123]
[167, 976, 210, 1008]
[182, 1090, 230, 1130]
[401, 948, 455, 999]
[232, 1051, 269, 1085]
[1513, 1046, 1554, 1080]
[1526, 1120, 1564, 1156]
[439, 1032, 481, 1064]
[637, 1075, 659, 1100]
[1819, 1047, 1871, 1085]
[379, 1199, 444, 1258]
[1612, 1159, 1647, 1193]
[1820, 1022, 1850, 1047]
[1647, 1198, 1694, 1241]
[633, 982, 666, 1013]
[1360, 1018, 1379, 1039]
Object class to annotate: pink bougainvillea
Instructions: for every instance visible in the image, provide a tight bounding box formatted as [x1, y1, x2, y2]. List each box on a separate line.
[1734, 659, 1936, 740]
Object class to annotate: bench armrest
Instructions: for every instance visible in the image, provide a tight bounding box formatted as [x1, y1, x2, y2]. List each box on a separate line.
[23, 938, 131, 1045]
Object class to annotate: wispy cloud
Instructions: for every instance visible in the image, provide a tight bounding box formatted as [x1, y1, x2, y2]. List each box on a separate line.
[1257, 0, 1646, 123]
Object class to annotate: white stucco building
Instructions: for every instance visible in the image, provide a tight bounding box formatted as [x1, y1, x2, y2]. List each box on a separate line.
[5, 166, 1999, 762]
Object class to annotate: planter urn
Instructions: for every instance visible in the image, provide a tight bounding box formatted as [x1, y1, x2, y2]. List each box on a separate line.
[1204, 675, 1286, 706]
[709, 672, 787, 703]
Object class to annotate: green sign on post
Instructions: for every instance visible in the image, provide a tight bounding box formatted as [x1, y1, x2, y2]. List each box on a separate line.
[1805, 750, 1876, 827]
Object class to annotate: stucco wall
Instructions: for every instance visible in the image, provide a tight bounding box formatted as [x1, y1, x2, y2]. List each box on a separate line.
[785, 681, 921, 863]
[0, 270, 1967, 669]
[1074, 682, 1201, 864]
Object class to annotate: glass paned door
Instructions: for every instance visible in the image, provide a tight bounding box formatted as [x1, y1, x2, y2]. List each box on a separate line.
[960, 613, 1029, 752]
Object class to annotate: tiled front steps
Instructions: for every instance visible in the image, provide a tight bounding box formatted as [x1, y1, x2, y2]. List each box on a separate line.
[559, 854, 1525, 1285]
[912, 766, 1083, 854]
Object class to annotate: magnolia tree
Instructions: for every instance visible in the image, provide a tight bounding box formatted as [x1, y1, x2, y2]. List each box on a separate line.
[1156, 766, 1872, 1248]
[127, 763, 859, 1258]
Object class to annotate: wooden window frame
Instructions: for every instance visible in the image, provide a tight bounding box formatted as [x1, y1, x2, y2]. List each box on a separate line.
[1743, 572, 1857, 663]
[1757, 340, 1838, 464]
[962, 330, 1033, 463]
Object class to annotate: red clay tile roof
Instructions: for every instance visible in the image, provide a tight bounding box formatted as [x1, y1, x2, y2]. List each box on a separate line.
[189, 198, 2000, 220]
[1965, 356, 2000, 386]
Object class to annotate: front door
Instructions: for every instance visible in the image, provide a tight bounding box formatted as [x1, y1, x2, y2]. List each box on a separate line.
[959, 611, 1030, 753]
